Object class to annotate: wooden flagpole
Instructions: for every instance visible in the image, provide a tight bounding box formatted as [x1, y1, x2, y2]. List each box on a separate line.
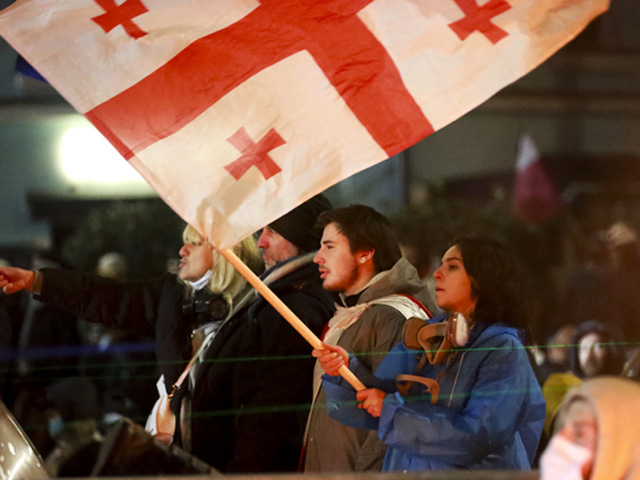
[219, 248, 365, 391]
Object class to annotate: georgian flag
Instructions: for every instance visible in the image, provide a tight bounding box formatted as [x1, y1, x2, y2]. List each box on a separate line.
[0, 0, 609, 248]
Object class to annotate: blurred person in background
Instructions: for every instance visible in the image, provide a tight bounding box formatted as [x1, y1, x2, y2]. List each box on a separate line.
[568, 320, 626, 380]
[536, 324, 576, 383]
[540, 377, 640, 480]
[562, 222, 640, 346]
[536, 319, 626, 465]
[42, 376, 102, 477]
[601, 222, 640, 344]
[10, 251, 84, 458]
[621, 346, 640, 380]
[77, 251, 157, 428]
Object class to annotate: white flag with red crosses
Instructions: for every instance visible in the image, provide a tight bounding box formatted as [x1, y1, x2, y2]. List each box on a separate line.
[0, 0, 608, 248]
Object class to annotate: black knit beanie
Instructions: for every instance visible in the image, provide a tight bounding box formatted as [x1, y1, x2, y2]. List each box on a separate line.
[269, 194, 333, 253]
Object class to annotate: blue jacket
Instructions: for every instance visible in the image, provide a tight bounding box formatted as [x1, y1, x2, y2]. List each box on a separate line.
[323, 314, 545, 471]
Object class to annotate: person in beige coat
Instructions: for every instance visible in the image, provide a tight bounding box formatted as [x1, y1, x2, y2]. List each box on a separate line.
[540, 376, 640, 480]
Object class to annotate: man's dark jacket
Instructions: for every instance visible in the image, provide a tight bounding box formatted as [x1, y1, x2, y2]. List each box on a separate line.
[189, 254, 334, 472]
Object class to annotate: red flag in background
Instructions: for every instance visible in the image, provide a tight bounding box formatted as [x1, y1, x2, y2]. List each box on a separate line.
[0, 0, 608, 247]
[513, 134, 564, 224]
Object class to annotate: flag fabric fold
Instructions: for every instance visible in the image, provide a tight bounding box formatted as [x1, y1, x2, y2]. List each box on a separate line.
[0, 0, 608, 247]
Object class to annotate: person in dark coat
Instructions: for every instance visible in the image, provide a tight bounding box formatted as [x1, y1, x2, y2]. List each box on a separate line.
[187, 194, 336, 473]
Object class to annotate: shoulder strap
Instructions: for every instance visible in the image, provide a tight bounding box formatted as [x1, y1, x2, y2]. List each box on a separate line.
[398, 293, 433, 318]
[368, 293, 433, 320]
[396, 373, 440, 404]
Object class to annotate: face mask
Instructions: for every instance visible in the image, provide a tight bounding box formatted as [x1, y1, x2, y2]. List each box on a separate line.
[540, 433, 594, 480]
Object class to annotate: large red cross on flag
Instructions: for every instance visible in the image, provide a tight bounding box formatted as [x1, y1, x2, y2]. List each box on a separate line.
[0, 0, 609, 249]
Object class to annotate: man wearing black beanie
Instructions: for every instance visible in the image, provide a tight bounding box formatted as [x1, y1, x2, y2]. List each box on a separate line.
[187, 193, 336, 473]
[259, 194, 333, 268]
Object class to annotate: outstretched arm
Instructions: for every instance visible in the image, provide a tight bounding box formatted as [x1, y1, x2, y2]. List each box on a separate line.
[0, 267, 36, 294]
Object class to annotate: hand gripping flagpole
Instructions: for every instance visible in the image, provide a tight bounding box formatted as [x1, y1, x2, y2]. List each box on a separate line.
[219, 248, 365, 391]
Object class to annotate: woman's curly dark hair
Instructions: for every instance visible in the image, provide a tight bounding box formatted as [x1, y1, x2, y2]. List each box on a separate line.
[454, 235, 535, 337]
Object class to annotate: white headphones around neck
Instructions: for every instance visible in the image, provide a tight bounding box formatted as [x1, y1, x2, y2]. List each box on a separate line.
[403, 313, 470, 364]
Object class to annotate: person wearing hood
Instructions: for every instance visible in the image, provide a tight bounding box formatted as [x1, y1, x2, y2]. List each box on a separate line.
[314, 235, 545, 471]
[540, 376, 640, 480]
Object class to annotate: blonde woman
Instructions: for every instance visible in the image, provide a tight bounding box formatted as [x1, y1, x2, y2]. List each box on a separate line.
[180, 224, 263, 328]
[0, 225, 263, 440]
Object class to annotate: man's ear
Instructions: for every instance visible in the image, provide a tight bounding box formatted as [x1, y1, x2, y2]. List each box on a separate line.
[357, 249, 375, 265]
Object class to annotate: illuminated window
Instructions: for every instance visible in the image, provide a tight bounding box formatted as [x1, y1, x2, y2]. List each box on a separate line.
[59, 125, 146, 184]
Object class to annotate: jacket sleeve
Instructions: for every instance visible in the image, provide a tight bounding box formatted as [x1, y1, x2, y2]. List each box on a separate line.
[37, 268, 172, 338]
[377, 335, 544, 467]
[225, 289, 333, 473]
[323, 344, 410, 430]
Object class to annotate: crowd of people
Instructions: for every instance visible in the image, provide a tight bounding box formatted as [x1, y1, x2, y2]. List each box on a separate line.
[0, 200, 639, 479]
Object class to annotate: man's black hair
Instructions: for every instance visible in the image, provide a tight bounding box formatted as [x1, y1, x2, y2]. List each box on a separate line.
[316, 204, 401, 272]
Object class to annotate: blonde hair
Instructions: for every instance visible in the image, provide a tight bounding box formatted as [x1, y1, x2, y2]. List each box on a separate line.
[182, 225, 264, 308]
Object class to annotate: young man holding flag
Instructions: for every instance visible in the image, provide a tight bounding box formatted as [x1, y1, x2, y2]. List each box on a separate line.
[304, 204, 433, 472]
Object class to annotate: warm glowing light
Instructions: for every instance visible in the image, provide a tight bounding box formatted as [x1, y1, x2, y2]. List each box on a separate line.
[59, 126, 145, 183]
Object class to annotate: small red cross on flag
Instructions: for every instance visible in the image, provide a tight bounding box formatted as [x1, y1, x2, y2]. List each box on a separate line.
[225, 127, 284, 181]
[0, 0, 610, 248]
[448, 0, 511, 44]
[92, 0, 148, 39]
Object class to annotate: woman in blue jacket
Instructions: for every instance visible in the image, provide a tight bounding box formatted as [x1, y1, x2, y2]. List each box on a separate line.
[315, 235, 546, 471]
